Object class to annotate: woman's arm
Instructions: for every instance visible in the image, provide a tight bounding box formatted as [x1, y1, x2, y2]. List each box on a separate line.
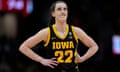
[74, 26, 99, 63]
[19, 27, 58, 68]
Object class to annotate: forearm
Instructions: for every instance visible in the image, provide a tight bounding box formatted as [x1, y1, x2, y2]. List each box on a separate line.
[81, 45, 98, 62]
[19, 45, 44, 63]
[76, 45, 98, 63]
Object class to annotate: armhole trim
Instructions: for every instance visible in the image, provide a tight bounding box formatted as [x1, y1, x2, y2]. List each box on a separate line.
[74, 49, 78, 63]
[74, 49, 77, 56]
[44, 27, 50, 47]
[71, 26, 78, 43]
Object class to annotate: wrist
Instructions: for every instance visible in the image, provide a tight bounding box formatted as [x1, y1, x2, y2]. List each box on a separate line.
[36, 56, 44, 63]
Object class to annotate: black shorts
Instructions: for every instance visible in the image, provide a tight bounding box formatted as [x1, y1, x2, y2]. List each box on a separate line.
[39, 69, 80, 72]
[45, 68, 80, 72]
[42, 65, 80, 72]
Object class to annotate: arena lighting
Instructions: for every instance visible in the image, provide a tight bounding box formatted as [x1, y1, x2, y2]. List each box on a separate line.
[112, 35, 120, 55]
[0, 0, 2, 10]
[0, 0, 33, 17]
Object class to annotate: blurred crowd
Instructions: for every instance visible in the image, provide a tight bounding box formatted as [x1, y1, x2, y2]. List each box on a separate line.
[0, 13, 17, 72]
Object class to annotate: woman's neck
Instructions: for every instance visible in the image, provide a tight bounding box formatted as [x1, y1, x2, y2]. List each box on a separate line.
[55, 21, 66, 33]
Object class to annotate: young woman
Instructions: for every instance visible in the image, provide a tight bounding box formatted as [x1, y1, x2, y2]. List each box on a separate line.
[19, 1, 99, 72]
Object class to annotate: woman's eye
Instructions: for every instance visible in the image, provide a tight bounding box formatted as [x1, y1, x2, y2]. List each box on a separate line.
[56, 7, 67, 11]
[57, 8, 62, 11]
[64, 8, 67, 10]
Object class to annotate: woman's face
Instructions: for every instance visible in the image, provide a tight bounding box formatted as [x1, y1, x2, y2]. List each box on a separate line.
[52, 2, 68, 23]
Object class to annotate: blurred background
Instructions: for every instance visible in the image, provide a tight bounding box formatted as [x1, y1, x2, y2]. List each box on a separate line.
[0, 0, 120, 72]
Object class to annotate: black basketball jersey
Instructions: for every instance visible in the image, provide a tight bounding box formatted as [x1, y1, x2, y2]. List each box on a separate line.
[43, 24, 79, 70]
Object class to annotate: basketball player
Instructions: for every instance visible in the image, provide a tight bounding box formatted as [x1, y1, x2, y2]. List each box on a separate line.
[19, 0, 99, 72]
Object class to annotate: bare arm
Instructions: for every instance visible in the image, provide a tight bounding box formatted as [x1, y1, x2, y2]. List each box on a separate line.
[19, 28, 48, 62]
[74, 26, 99, 63]
[19, 27, 58, 68]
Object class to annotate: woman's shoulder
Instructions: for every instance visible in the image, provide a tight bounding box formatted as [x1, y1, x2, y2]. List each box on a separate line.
[34, 27, 50, 38]
[71, 25, 87, 35]
[70, 25, 83, 31]
[38, 27, 49, 33]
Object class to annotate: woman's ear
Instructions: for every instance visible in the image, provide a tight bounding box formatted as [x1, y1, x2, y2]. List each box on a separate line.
[51, 12, 55, 17]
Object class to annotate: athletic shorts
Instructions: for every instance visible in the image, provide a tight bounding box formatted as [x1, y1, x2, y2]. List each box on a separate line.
[43, 65, 80, 72]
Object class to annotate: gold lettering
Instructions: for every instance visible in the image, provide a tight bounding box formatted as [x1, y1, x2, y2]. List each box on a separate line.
[56, 42, 61, 49]
[52, 42, 55, 49]
[61, 42, 69, 49]
[52, 41, 74, 49]
[69, 41, 74, 48]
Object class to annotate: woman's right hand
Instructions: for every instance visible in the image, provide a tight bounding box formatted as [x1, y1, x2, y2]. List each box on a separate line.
[40, 58, 59, 68]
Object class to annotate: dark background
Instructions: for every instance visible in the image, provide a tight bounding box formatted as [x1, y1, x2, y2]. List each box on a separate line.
[0, 0, 120, 72]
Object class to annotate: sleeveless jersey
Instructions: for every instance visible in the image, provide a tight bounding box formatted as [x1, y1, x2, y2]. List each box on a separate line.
[43, 24, 78, 70]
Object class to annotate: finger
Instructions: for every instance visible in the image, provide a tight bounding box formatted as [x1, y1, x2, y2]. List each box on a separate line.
[49, 59, 59, 64]
[53, 61, 59, 64]
[51, 58, 56, 60]
[50, 62, 58, 66]
[48, 64, 55, 69]
[48, 60, 58, 65]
